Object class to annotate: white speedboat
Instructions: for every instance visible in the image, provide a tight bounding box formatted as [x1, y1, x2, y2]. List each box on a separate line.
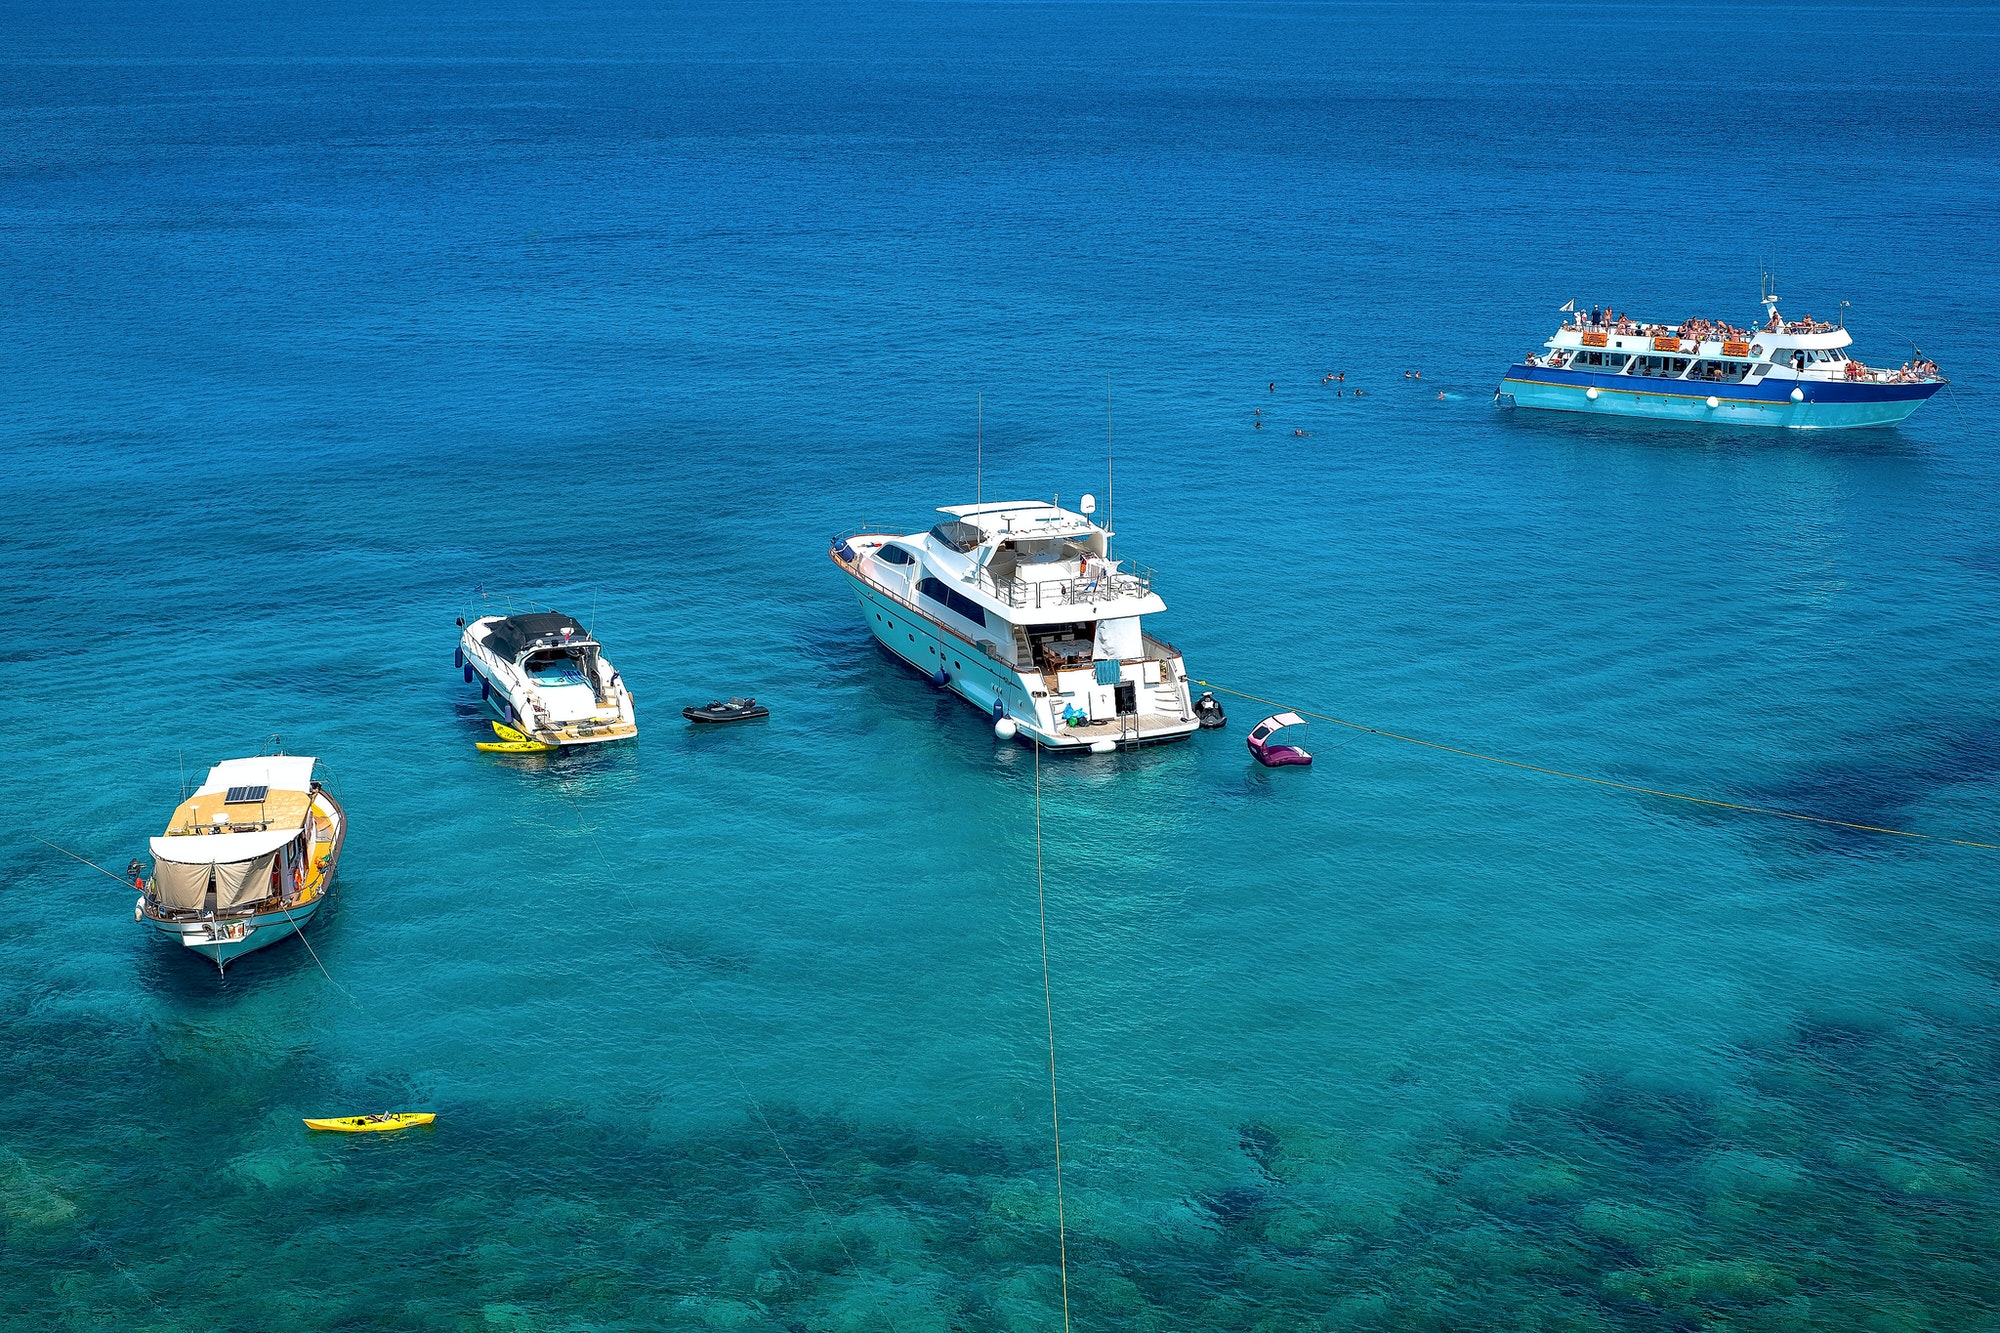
[457, 612, 637, 747]
[137, 754, 346, 970]
[832, 500, 1200, 751]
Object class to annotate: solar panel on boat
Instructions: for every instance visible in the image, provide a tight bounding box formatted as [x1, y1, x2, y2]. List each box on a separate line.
[224, 785, 269, 804]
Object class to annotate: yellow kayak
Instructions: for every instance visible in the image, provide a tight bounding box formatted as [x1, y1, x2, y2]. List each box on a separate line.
[303, 1113, 436, 1133]
[478, 722, 556, 753]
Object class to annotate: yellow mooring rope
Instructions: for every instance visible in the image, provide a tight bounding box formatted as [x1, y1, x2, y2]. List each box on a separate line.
[1193, 680, 1999, 851]
[1032, 740, 1073, 1332]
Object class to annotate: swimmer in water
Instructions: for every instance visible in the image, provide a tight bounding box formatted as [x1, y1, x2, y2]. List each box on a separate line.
[1437, 390, 1445, 400]
[1269, 382, 1276, 392]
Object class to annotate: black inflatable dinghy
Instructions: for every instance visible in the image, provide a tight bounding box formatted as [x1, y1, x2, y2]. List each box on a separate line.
[683, 697, 769, 724]
[1194, 691, 1228, 729]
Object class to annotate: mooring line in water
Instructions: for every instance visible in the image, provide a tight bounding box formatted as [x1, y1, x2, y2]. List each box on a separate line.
[1032, 742, 1074, 1332]
[1194, 680, 1999, 850]
[276, 901, 359, 1005]
[31, 835, 140, 888]
[558, 784, 859, 1274]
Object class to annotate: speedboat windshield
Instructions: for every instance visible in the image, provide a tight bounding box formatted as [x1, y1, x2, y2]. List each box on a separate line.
[524, 651, 588, 686]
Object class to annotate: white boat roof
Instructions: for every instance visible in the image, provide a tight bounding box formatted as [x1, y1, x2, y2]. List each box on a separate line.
[937, 501, 1099, 539]
[151, 827, 301, 865]
[194, 755, 316, 797]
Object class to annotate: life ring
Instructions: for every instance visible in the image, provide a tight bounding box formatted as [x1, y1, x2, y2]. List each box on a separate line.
[1749, 344, 1763, 357]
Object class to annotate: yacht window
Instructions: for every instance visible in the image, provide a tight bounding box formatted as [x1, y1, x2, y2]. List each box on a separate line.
[876, 545, 915, 565]
[928, 520, 983, 554]
[919, 577, 987, 627]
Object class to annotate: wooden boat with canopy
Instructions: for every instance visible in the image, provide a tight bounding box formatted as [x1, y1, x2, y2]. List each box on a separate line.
[136, 755, 346, 970]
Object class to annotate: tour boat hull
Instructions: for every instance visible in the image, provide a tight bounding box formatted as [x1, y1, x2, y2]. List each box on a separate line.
[1499, 365, 1941, 430]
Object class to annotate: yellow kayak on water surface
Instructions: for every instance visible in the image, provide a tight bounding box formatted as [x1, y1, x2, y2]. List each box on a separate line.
[477, 721, 556, 754]
[303, 1113, 436, 1133]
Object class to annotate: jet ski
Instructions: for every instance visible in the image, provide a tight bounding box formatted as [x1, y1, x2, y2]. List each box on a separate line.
[1194, 691, 1227, 729]
[683, 697, 769, 724]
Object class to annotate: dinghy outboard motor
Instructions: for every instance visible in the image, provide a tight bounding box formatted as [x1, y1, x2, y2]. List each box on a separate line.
[1194, 691, 1227, 729]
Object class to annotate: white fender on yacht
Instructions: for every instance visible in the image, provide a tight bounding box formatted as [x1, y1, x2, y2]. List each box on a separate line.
[1585, 387, 1599, 400]
[994, 718, 1018, 740]
[1706, 396, 1719, 409]
[1791, 387, 1805, 402]
[1090, 739, 1117, 754]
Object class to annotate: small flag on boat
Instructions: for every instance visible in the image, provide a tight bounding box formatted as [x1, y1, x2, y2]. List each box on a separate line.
[1559, 299, 1575, 312]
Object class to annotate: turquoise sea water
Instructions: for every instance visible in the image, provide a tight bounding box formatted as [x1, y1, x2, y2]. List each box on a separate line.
[6, 1, 2000, 1328]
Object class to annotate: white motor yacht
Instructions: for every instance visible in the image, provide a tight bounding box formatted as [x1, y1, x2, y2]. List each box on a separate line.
[457, 613, 637, 747]
[832, 499, 1199, 751]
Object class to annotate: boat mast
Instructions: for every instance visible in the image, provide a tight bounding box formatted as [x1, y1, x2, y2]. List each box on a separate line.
[976, 394, 982, 510]
[1105, 377, 1114, 559]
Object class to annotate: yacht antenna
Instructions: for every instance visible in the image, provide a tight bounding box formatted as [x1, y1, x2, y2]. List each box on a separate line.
[976, 393, 982, 510]
[1105, 377, 1114, 558]
[1839, 300, 1849, 330]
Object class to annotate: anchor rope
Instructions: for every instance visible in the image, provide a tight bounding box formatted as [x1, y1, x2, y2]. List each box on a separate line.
[557, 780, 859, 1274]
[1194, 680, 1998, 850]
[1033, 740, 1074, 1332]
[31, 835, 139, 888]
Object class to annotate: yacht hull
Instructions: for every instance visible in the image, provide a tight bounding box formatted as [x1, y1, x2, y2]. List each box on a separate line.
[837, 564, 1197, 752]
[1499, 366, 1940, 429]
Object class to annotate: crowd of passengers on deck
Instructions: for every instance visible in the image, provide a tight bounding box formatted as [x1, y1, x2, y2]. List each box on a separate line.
[1570, 304, 1853, 341]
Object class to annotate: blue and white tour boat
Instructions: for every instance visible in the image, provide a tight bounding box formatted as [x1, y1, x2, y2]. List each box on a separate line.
[1498, 289, 1945, 429]
[831, 499, 1200, 751]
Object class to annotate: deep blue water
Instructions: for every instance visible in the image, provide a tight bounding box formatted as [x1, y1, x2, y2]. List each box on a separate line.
[5, 1, 2000, 1328]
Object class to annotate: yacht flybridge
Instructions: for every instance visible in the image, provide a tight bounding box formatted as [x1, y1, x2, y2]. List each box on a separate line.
[458, 613, 637, 748]
[832, 500, 1200, 751]
[137, 755, 346, 970]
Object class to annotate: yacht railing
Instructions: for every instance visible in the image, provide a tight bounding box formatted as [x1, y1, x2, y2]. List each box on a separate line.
[962, 561, 1155, 610]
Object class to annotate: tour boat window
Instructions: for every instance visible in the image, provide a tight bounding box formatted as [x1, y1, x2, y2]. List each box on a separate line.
[1690, 360, 1751, 383]
[876, 545, 915, 565]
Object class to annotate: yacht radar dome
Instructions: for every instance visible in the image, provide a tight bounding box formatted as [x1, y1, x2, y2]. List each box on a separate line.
[1079, 494, 1096, 515]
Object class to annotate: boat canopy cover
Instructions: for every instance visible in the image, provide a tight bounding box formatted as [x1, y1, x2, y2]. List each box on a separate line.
[194, 755, 317, 798]
[482, 613, 589, 662]
[151, 828, 301, 866]
[1249, 712, 1307, 739]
